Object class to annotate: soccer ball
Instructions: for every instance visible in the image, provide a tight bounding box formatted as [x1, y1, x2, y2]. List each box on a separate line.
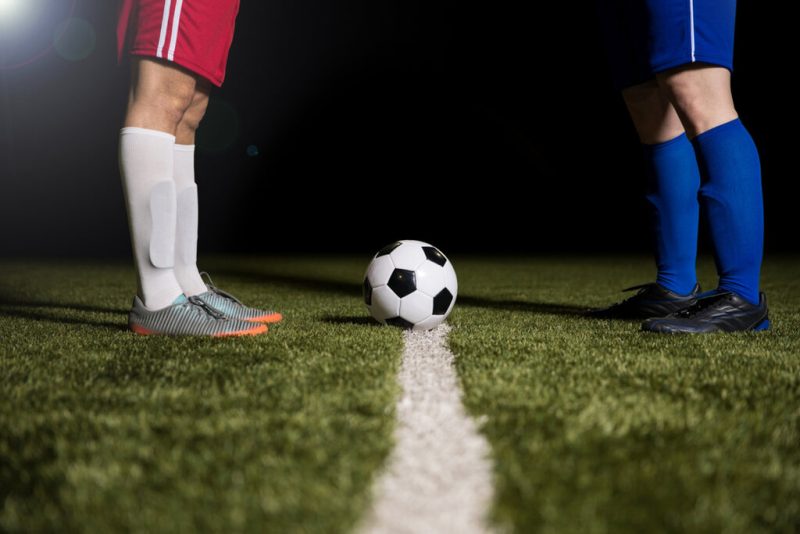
[363, 240, 458, 330]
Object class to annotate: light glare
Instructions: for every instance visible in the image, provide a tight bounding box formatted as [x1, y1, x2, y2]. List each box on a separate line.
[0, 0, 24, 20]
[0, 0, 36, 30]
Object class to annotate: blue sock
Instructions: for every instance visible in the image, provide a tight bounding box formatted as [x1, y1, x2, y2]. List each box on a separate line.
[642, 133, 700, 295]
[691, 118, 764, 305]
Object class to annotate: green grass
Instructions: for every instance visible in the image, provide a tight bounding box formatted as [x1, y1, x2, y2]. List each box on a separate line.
[2, 256, 799, 533]
[0, 258, 403, 533]
[450, 256, 800, 534]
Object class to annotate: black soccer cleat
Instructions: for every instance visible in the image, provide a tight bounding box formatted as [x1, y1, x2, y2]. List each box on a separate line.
[588, 282, 701, 320]
[642, 291, 770, 333]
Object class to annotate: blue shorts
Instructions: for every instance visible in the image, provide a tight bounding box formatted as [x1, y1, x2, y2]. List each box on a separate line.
[596, 0, 737, 91]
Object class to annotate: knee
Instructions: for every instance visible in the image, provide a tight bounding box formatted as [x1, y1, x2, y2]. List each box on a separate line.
[154, 86, 195, 127]
[622, 82, 662, 119]
[622, 82, 684, 144]
[658, 66, 737, 135]
[660, 75, 707, 122]
[130, 81, 196, 130]
[180, 91, 210, 133]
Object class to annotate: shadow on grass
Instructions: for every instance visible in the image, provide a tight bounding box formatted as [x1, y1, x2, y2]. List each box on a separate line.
[458, 295, 589, 317]
[0, 294, 127, 332]
[0, 308, 126, 331]
[216, 269, 357, 297]
[216, 268, 590, 318]
[0, 293, 127, 315]
[321, 315, 383, 327]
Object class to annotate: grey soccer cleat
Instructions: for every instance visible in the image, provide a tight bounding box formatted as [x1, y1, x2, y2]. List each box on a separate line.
[128, 294, 268, 337]
[192, 272, 283, 324]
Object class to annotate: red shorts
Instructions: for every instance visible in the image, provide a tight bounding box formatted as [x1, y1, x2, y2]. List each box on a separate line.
[117, 0, 240, 87]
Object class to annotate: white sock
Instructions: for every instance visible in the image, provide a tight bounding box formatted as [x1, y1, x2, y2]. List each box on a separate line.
[119, 127, 184, 310]
[172, 144, 208, 296]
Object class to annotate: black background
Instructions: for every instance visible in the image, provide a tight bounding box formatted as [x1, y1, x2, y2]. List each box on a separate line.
[0, 0, 794, 257]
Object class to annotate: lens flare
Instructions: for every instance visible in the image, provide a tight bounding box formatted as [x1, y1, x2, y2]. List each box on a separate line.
[53, 17, 96, 61]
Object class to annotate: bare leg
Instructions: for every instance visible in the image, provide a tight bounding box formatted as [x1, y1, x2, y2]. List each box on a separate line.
[172, 82, 211, 296]
[176, 82, 211, 145]
[125, 57, 198, 135]
[656, 64, 737, 139]
[120, 58, 199, 309]
[620, 79, 700, 296]
[622, 80, 685, 144]
[657, 64, 763, 305]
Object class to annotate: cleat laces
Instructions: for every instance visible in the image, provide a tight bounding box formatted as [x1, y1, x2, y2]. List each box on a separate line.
[200, 271, 244, 305]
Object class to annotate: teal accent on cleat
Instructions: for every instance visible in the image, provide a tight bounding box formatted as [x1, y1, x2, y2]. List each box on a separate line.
[128, 294, 267, 336]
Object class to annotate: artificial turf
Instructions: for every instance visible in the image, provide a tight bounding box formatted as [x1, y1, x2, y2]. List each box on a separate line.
[1, 256, 798, 533]
[0, 258, 403, 533]
[449, 256, 800, 534]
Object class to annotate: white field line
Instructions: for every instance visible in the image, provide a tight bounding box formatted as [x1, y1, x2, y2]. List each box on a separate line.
[359, 324, 495, 534]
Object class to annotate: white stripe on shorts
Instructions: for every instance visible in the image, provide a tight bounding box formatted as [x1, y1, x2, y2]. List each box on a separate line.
[689, 0, 696, 62]
[167, 0, 185, 61]
[156, 0, 172, 58]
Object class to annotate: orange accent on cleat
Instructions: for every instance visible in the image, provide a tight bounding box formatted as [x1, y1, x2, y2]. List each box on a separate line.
[244, 312, 283, 324]
[129, 322, 267, 337]
[130, 323, 154, 335]
[213, 323, 268, 337]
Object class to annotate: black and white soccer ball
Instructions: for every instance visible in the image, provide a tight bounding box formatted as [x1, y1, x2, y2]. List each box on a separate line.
[363, 240, 458, 330]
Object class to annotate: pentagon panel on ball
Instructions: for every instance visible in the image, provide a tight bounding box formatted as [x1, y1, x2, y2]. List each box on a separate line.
[363, 240, 458, 330]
